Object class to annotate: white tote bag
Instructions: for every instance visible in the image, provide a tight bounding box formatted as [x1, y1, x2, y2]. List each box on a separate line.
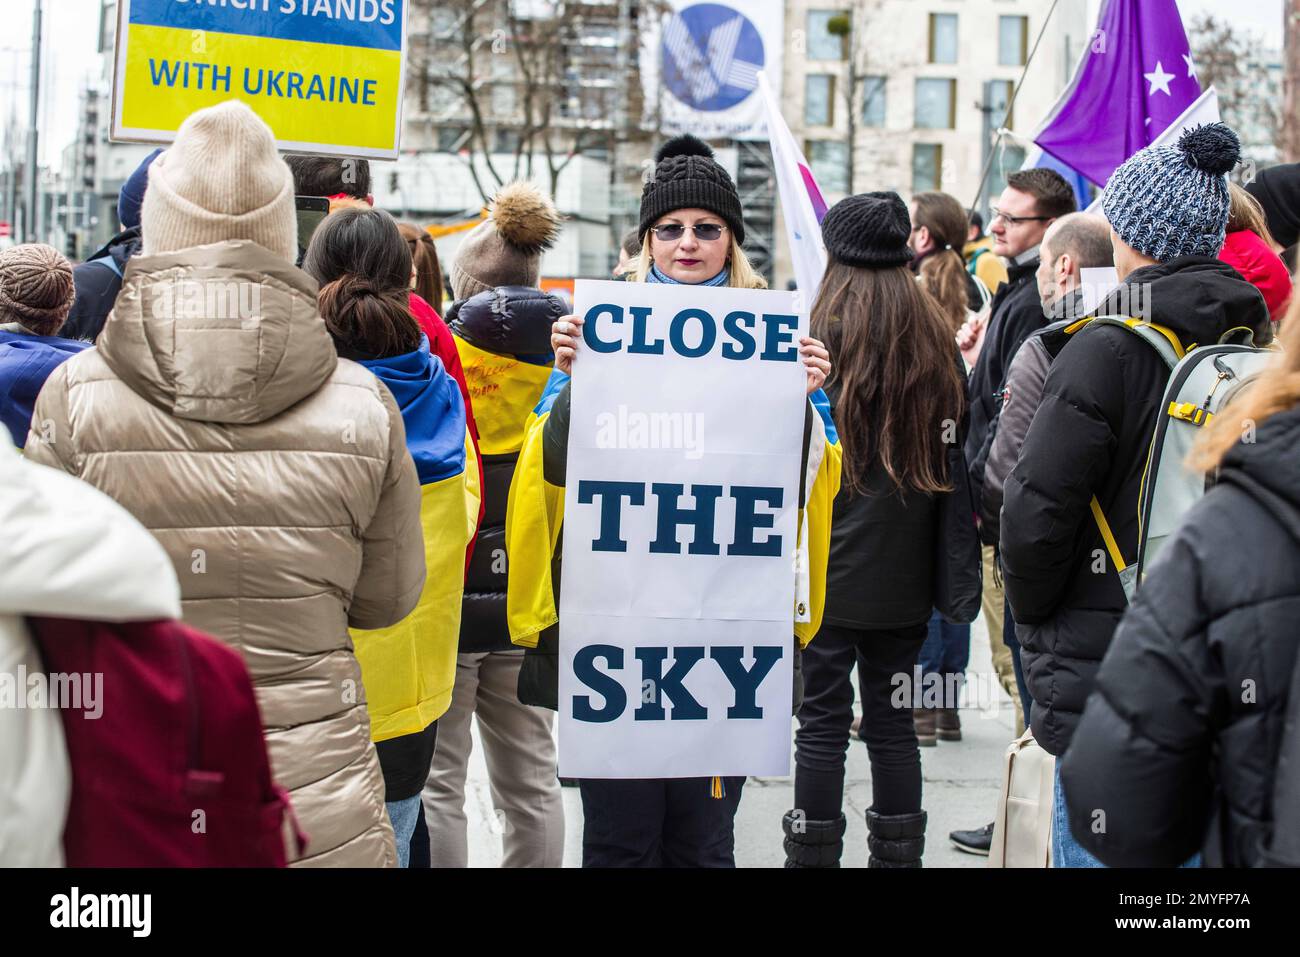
[988, 728, 1055, 868]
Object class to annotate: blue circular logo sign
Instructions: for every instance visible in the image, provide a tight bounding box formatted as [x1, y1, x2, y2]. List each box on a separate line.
[661, 3, 765, 112]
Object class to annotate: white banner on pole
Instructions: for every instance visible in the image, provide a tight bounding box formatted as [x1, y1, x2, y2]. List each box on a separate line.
[558, 279, 808, 778]
[640, 1, 785, 141]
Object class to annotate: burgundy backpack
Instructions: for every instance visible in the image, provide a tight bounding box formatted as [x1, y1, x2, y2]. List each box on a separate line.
[32, 616, 305, 867]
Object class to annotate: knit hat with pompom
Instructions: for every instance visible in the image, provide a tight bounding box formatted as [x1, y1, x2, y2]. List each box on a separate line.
[639, 134, 745, 246]
[0, 243, 76, 336]
[1103, 122, 1241, 262]
[450, 181, 562, 300]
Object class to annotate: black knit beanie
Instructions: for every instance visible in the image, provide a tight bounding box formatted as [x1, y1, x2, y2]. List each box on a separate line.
[821, 191, 914, 268]
[640, 135, 745, 246]
[1245, 162, 1300, 251]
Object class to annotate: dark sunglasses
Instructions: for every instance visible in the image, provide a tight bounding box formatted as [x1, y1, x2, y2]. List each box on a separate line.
[651, 223, 727, 242]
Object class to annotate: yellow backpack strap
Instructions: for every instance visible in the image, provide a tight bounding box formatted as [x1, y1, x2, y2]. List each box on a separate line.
[1088, 316, 1185, 369]
[1090, 495, 1128, 573]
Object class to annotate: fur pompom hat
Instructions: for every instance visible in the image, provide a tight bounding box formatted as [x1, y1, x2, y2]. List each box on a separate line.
[450, 181, 562, 300]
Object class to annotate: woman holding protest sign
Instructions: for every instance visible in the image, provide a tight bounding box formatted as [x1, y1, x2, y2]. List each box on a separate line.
[786, 192, 977, 868]
[513, 134, 835, 867]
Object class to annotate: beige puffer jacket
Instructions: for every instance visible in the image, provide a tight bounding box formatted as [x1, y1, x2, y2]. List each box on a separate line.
[25, 240, 425, 867]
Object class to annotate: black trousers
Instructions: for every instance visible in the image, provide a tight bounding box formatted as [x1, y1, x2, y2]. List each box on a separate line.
[578, 776, 745, 867]
[794, 623, 927, 820]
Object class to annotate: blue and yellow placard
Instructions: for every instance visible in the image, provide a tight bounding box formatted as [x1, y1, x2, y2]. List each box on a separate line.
[110, 0, 407, 158]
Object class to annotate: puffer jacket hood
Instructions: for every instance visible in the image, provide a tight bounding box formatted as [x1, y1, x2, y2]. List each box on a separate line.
[445, 285, 563, 357]
[97, 240, 337, 425]
[1219, 402, 1300, 547]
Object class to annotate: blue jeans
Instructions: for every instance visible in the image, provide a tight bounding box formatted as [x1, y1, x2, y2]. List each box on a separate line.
[918, 610, 970, 708]
[386, 796, 423, 868]
[1003, 598, 1033, 725]
[1053, 765, 1201, 868]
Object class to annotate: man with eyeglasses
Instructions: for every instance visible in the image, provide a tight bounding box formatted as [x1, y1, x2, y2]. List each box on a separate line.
[947, 168, 1075, 858]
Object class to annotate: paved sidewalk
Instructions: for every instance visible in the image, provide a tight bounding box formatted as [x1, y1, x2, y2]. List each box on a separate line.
[455, 614, 1018, 868]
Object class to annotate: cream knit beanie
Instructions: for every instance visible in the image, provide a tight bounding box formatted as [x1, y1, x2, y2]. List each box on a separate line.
[141, 100, 297, 263]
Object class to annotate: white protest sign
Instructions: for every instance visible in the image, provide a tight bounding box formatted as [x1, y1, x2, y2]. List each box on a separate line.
[558, 279, 808, 778]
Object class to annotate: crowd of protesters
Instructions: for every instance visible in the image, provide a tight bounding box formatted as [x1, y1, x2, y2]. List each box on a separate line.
[1, 96, 1297, 869]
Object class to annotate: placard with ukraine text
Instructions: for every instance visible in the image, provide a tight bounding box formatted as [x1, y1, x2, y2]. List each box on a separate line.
[111, 0, 407, 159]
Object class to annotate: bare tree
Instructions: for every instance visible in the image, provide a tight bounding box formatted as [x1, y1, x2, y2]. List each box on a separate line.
[1189, 13, 1282, 158]
[823, 2, 900, 195]
[1285, 0, 1300, 162]
[409, 0, 631, 204]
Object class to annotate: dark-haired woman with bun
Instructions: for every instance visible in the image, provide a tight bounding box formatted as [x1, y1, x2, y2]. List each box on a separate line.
[303, 206, 481, 868]
[520, 134, 837, 867]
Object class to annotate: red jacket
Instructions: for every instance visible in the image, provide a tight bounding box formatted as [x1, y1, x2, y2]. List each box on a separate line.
[409, 292, 484, 571]
[1219, 229, 1293, 322]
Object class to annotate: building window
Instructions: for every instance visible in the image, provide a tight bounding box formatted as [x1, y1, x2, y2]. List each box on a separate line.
[988, 79, 1015, 129]
[915, 78, 956, 129]
[999, 15, 1029, 66]
[929, 13, 958, 64]
[437, 126, 470, 152]
[493, 129, 521, 154]
[807, 140, 849, 195]
[913, 143, 944, 193]
[987, 144, 1028, 206]
[862, 76, 886, 127]
[805, 74, 836, 127]
[807, 10, 848, 60]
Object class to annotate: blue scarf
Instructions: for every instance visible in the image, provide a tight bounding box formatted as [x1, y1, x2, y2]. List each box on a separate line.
[358, 334, 466, 485]
[647, 263, 730, 287]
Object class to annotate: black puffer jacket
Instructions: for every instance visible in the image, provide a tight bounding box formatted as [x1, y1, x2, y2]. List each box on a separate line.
[1061, 402, 1300, 867]
[1002, 256, 1271, 756]
[965, 255, 1042, 524]
[63, 228, 142, 343]
[447, 286, 563, 653]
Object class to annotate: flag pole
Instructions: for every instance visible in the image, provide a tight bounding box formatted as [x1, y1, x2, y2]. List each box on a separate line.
[966, 0, 1062, 215]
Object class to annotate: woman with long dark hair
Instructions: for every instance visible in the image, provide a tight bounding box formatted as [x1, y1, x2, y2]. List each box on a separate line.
[303, 207, 479, 868]
[786, 192, 970, 868]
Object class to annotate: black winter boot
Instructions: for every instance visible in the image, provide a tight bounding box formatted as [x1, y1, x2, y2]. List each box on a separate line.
[865, 808, 926, 868]
[782, 810, 846, 868]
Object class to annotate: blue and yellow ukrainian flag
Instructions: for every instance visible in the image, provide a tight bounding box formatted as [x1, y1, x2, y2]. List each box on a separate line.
[352, 336, 480, 742]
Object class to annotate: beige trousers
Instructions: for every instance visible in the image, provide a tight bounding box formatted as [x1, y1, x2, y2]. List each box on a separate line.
[423, 649, 565, 867]
[983, 545, 1025, 735]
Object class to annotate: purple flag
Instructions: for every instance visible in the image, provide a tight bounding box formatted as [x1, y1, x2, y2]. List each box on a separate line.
[1034, 0, 1201, 187]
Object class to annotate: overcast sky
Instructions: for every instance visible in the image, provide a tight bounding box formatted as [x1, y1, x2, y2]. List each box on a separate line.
[0, 0, 1288, 171]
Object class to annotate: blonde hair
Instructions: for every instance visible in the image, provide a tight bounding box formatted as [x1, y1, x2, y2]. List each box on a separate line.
[1191, 265, 1300, 471]
[1227, 182, 1278, 249]
[632, 232, 767, 289]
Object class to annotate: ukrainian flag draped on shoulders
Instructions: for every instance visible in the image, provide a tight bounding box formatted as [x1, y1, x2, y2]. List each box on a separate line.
[505, 369, 841, 649]
[352, 334, 481, 742]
